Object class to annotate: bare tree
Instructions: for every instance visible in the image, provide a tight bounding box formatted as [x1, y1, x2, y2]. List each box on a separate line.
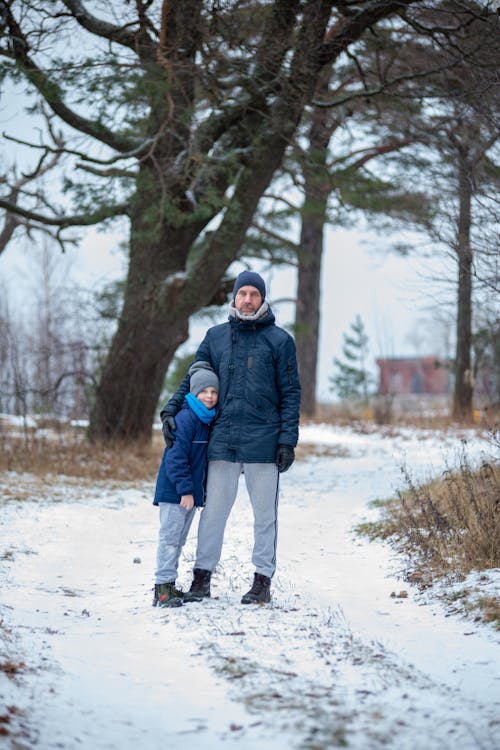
[0, 241, 103, 421]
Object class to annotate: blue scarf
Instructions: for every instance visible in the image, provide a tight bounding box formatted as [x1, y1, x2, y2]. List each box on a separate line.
[185, 393, 216, 424]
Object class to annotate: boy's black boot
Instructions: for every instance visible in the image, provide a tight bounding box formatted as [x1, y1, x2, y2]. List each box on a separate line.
[183, 568, 212, 602]
[241, 573, 271, 604]
[153, 582, 184, 608]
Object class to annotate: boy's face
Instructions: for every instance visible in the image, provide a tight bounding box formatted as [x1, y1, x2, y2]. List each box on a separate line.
[197, 387, 218, 409]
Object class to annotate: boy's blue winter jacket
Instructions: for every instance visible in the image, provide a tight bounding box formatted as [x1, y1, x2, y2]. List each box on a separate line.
[153, 401, 210, 507]
[161, 307, 301, 463]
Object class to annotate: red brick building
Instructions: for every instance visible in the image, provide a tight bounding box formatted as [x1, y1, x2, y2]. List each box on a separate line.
[376, 357, 452, 395]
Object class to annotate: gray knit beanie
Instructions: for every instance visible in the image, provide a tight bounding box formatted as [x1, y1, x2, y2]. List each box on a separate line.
[189, 361, 219, 396]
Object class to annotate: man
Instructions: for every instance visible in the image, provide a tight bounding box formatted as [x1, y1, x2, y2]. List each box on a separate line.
[161, 270, 301, 604]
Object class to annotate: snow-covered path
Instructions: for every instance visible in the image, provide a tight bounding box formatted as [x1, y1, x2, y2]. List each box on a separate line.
[1, 426, 499, 749]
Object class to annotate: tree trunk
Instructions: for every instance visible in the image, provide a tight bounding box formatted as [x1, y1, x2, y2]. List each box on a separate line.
[88, 157, 202, 442]
[296, 205, 326, 418]
[452, 152, 474, 421]
[89, 121, 312, 441]
[295, 74, 333, 418]
[87, 260, 191, 442]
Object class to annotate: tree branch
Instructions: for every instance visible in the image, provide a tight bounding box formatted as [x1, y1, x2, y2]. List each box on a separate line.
[1, 2, 141, 153]
[76, 164, 137, 179]
[319, 0, 419, 67]
[2, 131, 153, 168]
[0, 199, 130, 229]
[330, 138, 412, 172]
[0, 133, 65, 254]
[312, 56, 465, 108]
[61, 0, 153, 54]
[262, 192, 301, 213]
[250, 221, 300, 251]
[0, 207, 20, 254]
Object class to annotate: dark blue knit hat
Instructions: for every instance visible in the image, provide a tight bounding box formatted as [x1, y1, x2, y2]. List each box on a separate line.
[232, 271, 266, 300]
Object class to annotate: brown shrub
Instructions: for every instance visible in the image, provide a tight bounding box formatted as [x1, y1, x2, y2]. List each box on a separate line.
[395, 459, 500, 575]
[357, 452, 499, 627]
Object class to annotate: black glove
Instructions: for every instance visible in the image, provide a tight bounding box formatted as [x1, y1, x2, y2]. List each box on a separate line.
[161, 414, 177, 448]
[276, 444, 295, 473]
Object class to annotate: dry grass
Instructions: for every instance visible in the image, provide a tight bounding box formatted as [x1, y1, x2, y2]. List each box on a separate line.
[0, 429, 164, 482]
[295, 442, 350, 460]
[0, 660, 26, 679]
[313, 399, 499, 432]
[0, 422, 349, 479]
[396, 461, 500, 574]
[357, 452, 500, 628]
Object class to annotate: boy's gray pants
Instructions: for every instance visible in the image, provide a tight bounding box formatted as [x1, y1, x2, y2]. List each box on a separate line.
[195, 461, 280, 579]
[155, 503, 196, 584]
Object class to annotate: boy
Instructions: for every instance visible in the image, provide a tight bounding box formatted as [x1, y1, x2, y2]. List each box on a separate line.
[152, 361, 219, 608]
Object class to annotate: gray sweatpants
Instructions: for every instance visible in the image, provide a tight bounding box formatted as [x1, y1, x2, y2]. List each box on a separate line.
[195, 461, 280, 579]
[155, 503, 196, 584]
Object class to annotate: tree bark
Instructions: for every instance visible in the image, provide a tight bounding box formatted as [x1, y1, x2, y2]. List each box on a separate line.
[452, 151, 474, 421]
[295, 75, 333, 418]
[296, 219, 325, 418]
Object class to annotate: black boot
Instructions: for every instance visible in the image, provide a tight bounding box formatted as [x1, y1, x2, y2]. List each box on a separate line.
[183, 568, 212, 603]
[241, 573, 271, 604]
[153, 582, 184, 608]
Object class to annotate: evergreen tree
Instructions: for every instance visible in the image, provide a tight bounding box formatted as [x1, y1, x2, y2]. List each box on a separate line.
[329, 315, 372, 403]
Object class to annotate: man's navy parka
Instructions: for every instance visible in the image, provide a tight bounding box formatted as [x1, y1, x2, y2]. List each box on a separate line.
[162, 307, 301, 464]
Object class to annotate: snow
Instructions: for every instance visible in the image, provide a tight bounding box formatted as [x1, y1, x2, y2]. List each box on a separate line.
[1, 424, 499, 749]
[0, 413, 38, 429]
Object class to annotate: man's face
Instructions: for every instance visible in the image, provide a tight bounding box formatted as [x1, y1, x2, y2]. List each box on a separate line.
[234, 285, 262, 315]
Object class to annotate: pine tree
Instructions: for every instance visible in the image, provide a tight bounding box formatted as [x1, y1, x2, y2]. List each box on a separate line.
[0, 1, 415, 442]
[329, 315, 372, 404]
